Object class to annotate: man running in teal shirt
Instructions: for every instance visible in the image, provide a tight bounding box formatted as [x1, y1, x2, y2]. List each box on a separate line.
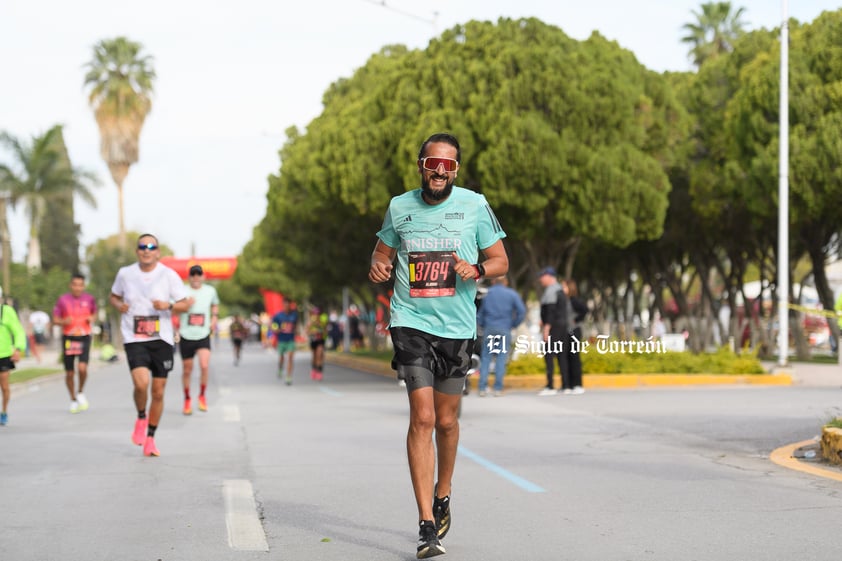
[179, 265, 219, 415]
[369, 133, 509, 558]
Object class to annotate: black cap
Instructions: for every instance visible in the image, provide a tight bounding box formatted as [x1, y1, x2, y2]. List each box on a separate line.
[189, 265, 203, 276]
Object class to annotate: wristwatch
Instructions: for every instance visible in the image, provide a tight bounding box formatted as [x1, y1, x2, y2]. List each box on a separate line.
[473, 263, 486, 279]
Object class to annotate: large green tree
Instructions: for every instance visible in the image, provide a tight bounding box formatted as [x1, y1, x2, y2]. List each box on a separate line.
[0, 125, 98, 272]
[725, 10, 842, 331]
[84, 36, 155, 250]
[245, 18, 683, 303]
[41, 129, 83, 273]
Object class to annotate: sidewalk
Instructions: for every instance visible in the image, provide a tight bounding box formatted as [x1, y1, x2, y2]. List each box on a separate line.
[766, 360, 842, 388]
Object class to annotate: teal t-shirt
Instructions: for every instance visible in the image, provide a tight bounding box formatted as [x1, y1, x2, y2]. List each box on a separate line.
[179, 284, 220, 340]
[376, 186, 506, 339]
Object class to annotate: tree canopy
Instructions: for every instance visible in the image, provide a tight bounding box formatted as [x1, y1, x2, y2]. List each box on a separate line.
[242, 18, 685, 304]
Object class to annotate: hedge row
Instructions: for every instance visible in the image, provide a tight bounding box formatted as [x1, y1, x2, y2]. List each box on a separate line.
[504, 346, 765, 376]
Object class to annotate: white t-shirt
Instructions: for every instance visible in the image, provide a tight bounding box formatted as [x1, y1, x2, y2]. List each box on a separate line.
[111, 262, 188, 345]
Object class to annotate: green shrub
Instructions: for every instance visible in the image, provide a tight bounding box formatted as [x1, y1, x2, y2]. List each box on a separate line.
[505, 345, 764, 375]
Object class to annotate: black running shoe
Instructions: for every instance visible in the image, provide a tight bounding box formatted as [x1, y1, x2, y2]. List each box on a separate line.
[416, 520, 445, 559]
[433, 492, 451, 539]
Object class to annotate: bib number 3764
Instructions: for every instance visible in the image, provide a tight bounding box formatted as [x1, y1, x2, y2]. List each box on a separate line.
[408, 251, 456, 297]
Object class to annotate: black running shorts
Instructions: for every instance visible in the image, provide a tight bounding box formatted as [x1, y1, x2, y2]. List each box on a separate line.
[309, 337, 325, 350]
[390, 326, 473, 395]
[0, 356, 16, 372]
[62, 335, 92, 370]
[124, 340, 175, 378]
[179, 335, 211, 359]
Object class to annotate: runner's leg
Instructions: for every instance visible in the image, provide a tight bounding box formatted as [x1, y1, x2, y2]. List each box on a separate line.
[0, 371, 9, 412]
[407, 386, 437, 522]
[433, 390, 461, 498]
[130, 367, 150, 413]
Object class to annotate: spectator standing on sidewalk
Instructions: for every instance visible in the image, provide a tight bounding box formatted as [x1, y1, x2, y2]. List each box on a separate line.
[476, 276, 525, 397]
[0, 300, 27, 425]
[52, 273, 97, 413]
[562, 278, 588, 395]
[538, 267, 571, 396]
[110, 234, 190, 457]
[369, 132, 509, 558]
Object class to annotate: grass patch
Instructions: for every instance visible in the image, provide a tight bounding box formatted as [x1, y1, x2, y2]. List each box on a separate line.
[10, 367, 63, 384]
[826, 418, 842, 430]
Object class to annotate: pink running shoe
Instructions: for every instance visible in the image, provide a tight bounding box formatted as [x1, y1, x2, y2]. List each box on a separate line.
[132, 419, 148, 446]
[143, 436, 160, 457]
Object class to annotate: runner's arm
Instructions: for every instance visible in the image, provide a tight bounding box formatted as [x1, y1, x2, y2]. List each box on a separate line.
[477, 239, 508, 279]
[110, 293, 129, 314]
[369, 240, 396, 283]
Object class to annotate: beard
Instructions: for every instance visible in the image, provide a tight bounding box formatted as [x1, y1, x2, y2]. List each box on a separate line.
[421, 173, 454, 202]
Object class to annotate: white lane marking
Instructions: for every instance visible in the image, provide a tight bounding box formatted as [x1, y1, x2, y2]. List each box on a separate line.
[223, 404, 241, 422]
[319, 386, 343, 397]
[223, 479, 269, 551]
[219, 386, 231, 396]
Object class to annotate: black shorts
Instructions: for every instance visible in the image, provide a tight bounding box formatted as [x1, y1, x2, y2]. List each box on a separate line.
[232, 337, 243, 348]
[309, 338, 325, 350]
[0, 356, 16, 372]
[390, 326, 472, 395]
[179, 335, 211, 359]
[62, 335, 92, 370]
[124, 340, 175, 378]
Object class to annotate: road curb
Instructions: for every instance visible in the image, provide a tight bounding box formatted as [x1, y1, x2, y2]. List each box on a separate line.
[326, 353, 793, 389]
[770, 439, 842, 483]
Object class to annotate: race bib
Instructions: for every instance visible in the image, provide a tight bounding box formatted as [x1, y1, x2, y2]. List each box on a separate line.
[408, 251, 456, 297]
[188, 313, 205, 327]
[133, 316, 161, 338]
[65, 340, 84, 356]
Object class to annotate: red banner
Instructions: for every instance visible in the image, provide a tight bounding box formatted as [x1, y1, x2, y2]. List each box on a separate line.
[260, 288, 285, 317]
[159, 257, 238, 280]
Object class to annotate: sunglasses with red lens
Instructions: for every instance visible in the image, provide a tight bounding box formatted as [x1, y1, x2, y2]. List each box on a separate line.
[419, 157, 459, 172]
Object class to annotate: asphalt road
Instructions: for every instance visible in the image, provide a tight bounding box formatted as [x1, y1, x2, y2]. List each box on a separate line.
[2, 340, 842, 561]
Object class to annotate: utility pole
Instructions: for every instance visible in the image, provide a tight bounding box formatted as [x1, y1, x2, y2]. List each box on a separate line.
[777, 0, 789, 367]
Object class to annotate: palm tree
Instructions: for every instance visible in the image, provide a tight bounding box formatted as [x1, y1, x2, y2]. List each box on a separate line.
[83, 36, 155, 250]
[681, 2, 747, 68]
[0, 125, 99, 271]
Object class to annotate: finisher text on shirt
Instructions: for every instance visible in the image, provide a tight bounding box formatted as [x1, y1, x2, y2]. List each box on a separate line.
[402, 238, 463, 251]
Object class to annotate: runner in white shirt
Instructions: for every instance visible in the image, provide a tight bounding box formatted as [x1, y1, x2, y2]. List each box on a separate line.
[110, 234, 191, 457]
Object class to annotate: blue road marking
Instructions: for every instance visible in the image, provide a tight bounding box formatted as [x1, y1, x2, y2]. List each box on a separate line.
[458, 445, 546, 493]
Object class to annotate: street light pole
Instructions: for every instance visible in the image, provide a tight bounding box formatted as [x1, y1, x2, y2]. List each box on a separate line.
[777, 0, 789, 367]
[0, 194, 10, 299]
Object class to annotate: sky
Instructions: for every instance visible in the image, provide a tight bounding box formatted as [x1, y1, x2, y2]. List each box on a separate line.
[0, 0, 836, 262]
